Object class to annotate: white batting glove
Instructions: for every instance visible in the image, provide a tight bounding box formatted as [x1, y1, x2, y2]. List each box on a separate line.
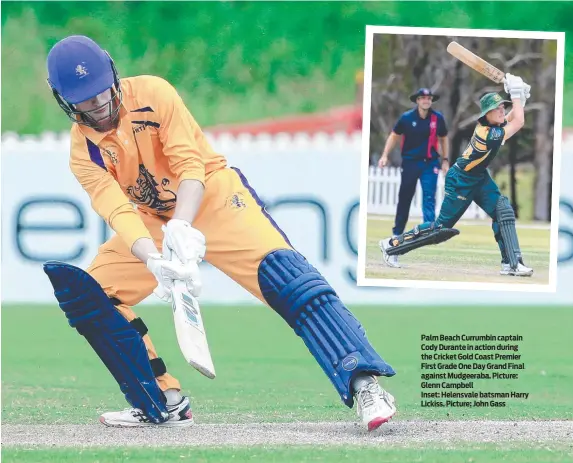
[503, 73, 514, 93]
[162, 219, 206, 297]
[504, 73, 525, 100]
[512, 82, 530, 108]
[503, 73, 522, 92]
[147, 253, 199, 302]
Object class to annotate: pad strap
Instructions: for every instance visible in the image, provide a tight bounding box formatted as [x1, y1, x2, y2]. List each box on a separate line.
[114, 306, 167, 379]
[43, 261, 169, 424]
[128, 319, 167, 378]
[130, 317, 149, 337]
[108, 299, 169, 381]
[150, 358, 167, 377]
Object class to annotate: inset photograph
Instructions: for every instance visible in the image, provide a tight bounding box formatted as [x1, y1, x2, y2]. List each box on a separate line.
[358, 26, 564, 291]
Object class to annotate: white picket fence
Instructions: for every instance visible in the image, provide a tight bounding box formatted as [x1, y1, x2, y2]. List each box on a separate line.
[367, 166, 488, 220]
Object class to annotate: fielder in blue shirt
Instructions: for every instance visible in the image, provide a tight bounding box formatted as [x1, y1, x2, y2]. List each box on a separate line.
[377, 88, 449, 267]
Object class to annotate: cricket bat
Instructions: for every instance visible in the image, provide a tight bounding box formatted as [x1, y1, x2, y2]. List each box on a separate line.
[447, 41, 505, 84]
[170, 256, 216, 379]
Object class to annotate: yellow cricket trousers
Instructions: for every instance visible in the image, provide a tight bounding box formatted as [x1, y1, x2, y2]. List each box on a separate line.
[86, 167, 292, 391]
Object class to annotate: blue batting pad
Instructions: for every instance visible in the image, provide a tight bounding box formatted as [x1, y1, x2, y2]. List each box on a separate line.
[258, 249, 395, 407]
[43, 261, 169, 424]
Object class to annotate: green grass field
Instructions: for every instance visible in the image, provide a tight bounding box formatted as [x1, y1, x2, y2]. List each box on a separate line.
[365, 217, 551, 284]
[5, 447, 573, 463]
[2, 303, 573, 462]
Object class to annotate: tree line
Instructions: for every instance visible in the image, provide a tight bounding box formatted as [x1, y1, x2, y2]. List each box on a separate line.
[369, 34, 557, 220]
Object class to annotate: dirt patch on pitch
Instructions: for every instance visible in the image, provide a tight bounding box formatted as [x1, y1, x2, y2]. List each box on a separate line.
[3, 421, 573, 448]
[365, 258, 549, 284]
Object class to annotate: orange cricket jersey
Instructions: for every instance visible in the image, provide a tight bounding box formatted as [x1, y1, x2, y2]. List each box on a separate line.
[69, 75, 227, 249]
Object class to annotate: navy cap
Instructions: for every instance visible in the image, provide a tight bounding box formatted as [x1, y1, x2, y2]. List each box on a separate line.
[47, 36, 114, 105]
[409, 88, 440, 103]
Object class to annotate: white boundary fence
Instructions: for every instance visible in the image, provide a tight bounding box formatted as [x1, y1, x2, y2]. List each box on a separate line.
[1, 131, 572, 305]
[367, 166, 488, 220]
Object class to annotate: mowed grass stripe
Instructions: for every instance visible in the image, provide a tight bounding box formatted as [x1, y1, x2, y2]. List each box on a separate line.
[3, 446, 573, 463]
[2, 304, 572, 426]
[365, 218, 551, 282]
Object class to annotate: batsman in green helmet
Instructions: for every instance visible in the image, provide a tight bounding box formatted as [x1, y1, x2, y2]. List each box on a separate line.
[380, 73, 534, 277]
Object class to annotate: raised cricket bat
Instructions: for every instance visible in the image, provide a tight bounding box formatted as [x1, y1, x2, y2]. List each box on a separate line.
[170, 257, 216, 379]
[447, 41, 505, 84]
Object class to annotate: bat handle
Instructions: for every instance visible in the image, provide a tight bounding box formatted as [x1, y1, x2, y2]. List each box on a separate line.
[168, 247, 183, 265]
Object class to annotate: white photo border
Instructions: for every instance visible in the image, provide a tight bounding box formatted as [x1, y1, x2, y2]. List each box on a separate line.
[357, 26, 565, 294]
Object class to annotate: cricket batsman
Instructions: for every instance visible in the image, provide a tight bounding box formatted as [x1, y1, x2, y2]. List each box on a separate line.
[380, 73, 534, 277]
[43, 35, 396, 431]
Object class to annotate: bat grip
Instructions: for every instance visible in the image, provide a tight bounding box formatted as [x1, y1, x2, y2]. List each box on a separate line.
[167, 249, 187, 286]
[168, 249, 198, 296]
[171, 253, 183, 265]
[167, 246, 184, 265]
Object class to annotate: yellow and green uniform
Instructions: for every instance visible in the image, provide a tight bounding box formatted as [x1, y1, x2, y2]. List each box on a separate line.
[392, 118, 509, 259]
[454, 121, 507, 175]
[435, 119, 507, 227]
[389, 93, 517, 264]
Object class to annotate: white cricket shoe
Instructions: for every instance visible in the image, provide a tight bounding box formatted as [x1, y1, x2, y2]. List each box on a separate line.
[500, 260, 533, 277]
[354, 381, 396, 431]
[99, 396, 193, 428]
[379, 239, 401, 268]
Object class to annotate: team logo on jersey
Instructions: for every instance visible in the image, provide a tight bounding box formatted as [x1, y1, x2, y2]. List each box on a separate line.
[101, 146, 119, 165]
[490, 128, 503, 140]
[75, 63, 89, 78]
[430, 121, 437, 129]
[126, 164, 177, 212]
[412, 121, 417, 127]
[226, 192, 246, 211]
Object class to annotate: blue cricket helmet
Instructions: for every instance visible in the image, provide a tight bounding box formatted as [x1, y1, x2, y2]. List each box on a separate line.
[47, 36, 122, 131]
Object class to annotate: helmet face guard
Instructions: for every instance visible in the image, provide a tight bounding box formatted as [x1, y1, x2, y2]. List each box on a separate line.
[47, 36, 123, 132]
[50, 71, 122, 132]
